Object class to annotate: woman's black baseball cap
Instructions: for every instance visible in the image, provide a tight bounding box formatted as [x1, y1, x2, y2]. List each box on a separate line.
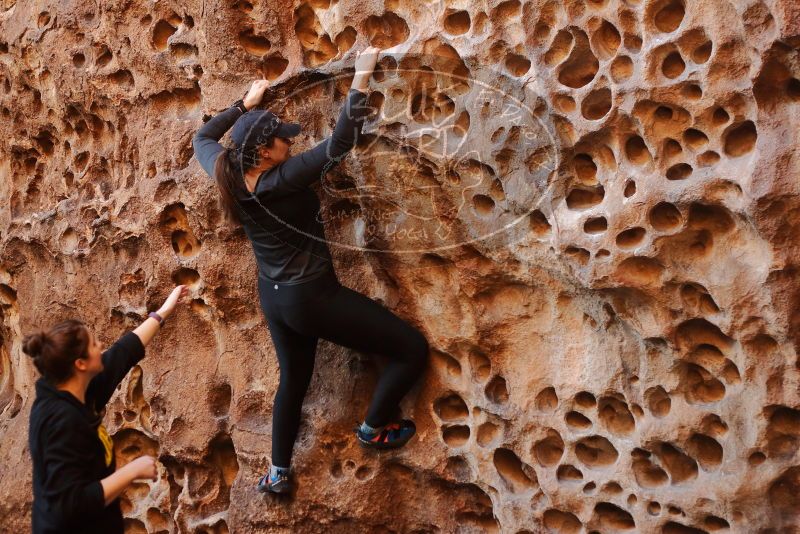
[230, 110, 301, 148]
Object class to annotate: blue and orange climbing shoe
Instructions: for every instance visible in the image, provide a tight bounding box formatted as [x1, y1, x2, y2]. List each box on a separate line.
[355, 419, 416, 450]
[257, 470, 291, 494]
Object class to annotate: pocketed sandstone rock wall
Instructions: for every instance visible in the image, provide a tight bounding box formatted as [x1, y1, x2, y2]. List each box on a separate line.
[0, 0, 799, 532]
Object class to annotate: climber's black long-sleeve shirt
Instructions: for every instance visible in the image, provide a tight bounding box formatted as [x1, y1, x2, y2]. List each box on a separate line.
[192, 88, 369, 284]
[28, 331, 145, 534]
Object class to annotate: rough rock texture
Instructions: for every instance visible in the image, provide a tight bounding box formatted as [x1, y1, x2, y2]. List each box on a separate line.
[1, 0, 799, 532]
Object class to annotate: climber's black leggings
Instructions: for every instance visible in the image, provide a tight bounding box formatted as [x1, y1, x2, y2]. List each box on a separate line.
[257, 269, 429, 467]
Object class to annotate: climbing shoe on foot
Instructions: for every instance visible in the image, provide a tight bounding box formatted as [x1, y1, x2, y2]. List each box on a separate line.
[355, 419, 416, 450]
[257, 471, 291, 494]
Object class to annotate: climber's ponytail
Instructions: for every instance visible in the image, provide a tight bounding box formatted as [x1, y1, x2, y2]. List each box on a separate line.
[213, 140, 276, 227]
[214, 148, 244, 226]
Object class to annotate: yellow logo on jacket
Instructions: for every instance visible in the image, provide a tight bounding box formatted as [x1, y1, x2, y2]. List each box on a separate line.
[97, 424, 113, 467]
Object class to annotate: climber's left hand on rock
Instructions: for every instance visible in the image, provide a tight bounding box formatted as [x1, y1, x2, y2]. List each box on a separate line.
[243, 78, 270, 110]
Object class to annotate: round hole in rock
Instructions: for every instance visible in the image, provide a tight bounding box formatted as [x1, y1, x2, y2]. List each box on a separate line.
[454, 109, 470, 134]
[616, 256, 664, 286]
[493, 0, 522, 20]
[693, 41, 712, 63]
[683, 128, 708, 148]
[485, 375, 509, 404]
[171, 230, 200, 258]
[56, 228, 78, 255]
[553, 94, 575, 113]
[505, 53, 531, 77]
[663, 138, 683, 158]
[443, 10, 470, 35]
[593, 502, 636, 530]
[557, 30, 599, 88]
[364, 11, 410, 49]
[529, 210, 552, 236]
[441, 425, 470, 447]
[172, 267, 200, 288]
[723, 120, 757, 157]
[602, 481, 624, 494]
[655, 105, 673, 121]
[573, 153, 597, 183]
[566, 185, 605, 210]
[533, 22, 551, 45]
[625, 135, 651, 165]
[152, 20, 177, 51]
[434, 393, 469, 421]
[335, 27, 357, 55]
[653, 0, 685, 33]
[554, 93, 576, 113]
[534, 429, 565, 466]
[491, 127, 506, 143]
[566, 411, 593, 429]
[493, 447, 537, 493]
[662, 51, 685, 78]
[476, 421, 501, 447]
[666, 162, 692, 180]
[38, 11, 51, 27]
[566, 246, 590, 266]
[472, 194, 495, 216]
[697, 151, 720, 167]
[649, 202, 682, 231]
[581, 87, 612, 120]
[543, 510, 582, 533]
[574, 391, 597, 407]
[704, 516, 730, 530]
[584, 216, 608, 234]
[682, 83, 702, 99]
[592, 19, 621, 60]
[556, 464, 583, 482]
[712, 107, 729, 125]
[575, 435, 619, 468]
[544, 29, 574, 66]
[624, 179, 637, 197]
[610, 55, 633, 82]
[616, 227, 646, 249]
[536, 386, 559, 412]
[624, 33, 642, 52]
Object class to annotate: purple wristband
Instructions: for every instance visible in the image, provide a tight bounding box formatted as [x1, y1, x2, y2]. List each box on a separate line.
[148, 311, 164, 326]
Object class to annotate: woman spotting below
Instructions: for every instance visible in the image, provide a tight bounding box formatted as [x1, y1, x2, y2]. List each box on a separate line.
[25, 285, 188, 534]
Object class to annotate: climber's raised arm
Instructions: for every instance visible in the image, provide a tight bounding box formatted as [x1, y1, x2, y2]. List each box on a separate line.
[192, 79, 271, 177]
[85, 285, 189, 412]
[253, 47, 380, 197]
